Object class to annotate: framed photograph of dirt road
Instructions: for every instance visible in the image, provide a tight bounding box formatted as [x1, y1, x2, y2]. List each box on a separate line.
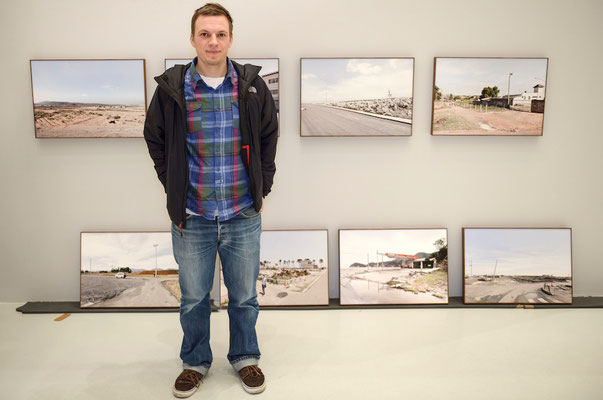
[80, 232, 180, 308]
[301, 57, 414, 136]
[30, 59, 147, 138]
[432, 57, 548, 136]
[165, 57, 280, 135]
[463, 228, 572, 305]
[339, 228, 448, 306]
[220, 229, 329, 308]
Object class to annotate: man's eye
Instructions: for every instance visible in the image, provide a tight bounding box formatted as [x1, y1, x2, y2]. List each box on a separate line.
[200, 32, 208, 37]
[218, 33, 226, 37]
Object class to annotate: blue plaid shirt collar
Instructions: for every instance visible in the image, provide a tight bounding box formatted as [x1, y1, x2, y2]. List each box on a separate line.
[190, 57, 236, 89]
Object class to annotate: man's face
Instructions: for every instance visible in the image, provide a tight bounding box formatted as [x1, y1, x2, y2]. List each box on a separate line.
[190, 15, 233, 70]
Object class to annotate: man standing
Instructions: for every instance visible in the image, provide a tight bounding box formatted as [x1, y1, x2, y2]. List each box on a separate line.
[144, 3, 278, 397]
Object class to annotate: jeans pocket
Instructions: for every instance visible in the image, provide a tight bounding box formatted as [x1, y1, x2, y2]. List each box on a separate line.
[239, 206, 259, 218]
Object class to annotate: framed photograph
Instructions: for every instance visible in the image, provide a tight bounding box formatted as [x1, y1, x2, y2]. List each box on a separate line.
[80, 232, 179, 308]
[165, 57, 280, 134]
[463, 228, 573, 305]
[300, 57, 414, 137]
[339, 229, 448, 305]
[220, 229, 329, 307]
[432, 57, 548, 136]
[30, 59, 147, 138]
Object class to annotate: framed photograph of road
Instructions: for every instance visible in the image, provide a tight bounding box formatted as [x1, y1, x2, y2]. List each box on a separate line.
[300, 57, 414, 136]
[30, 59, 147, 138]
[463, 228, 572, 305]
[80, 232, 180, 308]
[339, 229, 448, 306]
[220, 229, 329, 307]
[165, 57, 280, 134]
[432, 57, 548, 136]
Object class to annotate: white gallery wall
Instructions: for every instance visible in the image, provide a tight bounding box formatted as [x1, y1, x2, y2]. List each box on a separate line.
[1, 0, 602, 302]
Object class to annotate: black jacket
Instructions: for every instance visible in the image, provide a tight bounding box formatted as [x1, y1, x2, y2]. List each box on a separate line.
[143, 61, 278, 228]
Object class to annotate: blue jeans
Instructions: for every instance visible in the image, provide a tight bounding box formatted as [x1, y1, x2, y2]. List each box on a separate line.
[171, 206, 262, 375]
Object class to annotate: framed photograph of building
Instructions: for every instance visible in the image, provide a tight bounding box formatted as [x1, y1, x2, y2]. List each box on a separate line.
[463, 228, 572, 305]
[431, 57, 548, 136]
[339, 229, 448, 306]
[30, 59, 147, 138]
[220, 229, 329, 307]
[300, 57, 414, 136]
[165, 57, 279, 134]
[80, 232, 180, 308]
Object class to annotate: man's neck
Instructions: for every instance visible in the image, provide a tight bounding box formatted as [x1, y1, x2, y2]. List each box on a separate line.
[195, 59, 228, 78]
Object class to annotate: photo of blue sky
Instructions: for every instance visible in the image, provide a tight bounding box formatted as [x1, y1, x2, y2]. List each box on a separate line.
[260, 230, 328, 265]
[340, 229, 446, 269]
[464, 229, 571, 277]
[302, 58, 414, 103]
[81, 232, 177, 272]
[435, 58, 548, 96]
[165, 58, 278, 76]
[31, 60, 145, 105]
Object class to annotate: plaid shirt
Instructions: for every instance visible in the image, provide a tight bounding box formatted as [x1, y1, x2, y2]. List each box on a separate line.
[184, 57, 253, 221]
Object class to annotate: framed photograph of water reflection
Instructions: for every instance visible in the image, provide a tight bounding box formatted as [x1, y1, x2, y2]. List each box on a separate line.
[165, 58, 280, 135]
[338, 228, 448, 306]
[220, 229, 329, 308]
[300, 57, 414, 137]
[431, 57, 549, 136]
[462, 228, 572, 305]
[30, 59, 147, 138]
[80, 232, 180, 308]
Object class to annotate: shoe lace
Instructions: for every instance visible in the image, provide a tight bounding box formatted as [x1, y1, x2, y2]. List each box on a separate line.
[243, 365, 262, 378]
[179, 370, 202, 386]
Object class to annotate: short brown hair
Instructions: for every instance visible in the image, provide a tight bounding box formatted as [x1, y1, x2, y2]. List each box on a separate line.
[191, 3, 233, 37]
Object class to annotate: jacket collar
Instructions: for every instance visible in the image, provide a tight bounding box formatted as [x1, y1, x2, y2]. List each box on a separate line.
[154, 59, 262, 108]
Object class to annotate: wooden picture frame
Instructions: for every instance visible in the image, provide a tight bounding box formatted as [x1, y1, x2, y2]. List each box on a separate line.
[339, 228, 448, 306]
[462, 227, 573, 305]
[220, 229, 330, 308]
[30, 59, 147, 138]
[431, 57, 549, 136]
[80, 231, 179, 309]
[300, 57, 415, 137]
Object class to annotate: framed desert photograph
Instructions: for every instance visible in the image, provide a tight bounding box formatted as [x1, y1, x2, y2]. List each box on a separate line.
[80, 232, 180, 308]
[339, 229, 448, 306]
[165, 57, 279, 132]
[300, 57, 414, 136]
[30, 59, 147, 138]
[463, 228, 572, 305]
[432, 57, 548, 136]
[220, 229, 329, 307]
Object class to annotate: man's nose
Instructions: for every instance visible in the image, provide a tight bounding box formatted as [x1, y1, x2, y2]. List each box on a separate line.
[210, 34, 219, 44]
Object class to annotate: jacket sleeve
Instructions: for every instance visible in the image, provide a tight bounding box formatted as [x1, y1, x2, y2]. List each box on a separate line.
[258, 78, 278, 197]
[143, 87, 167, 193]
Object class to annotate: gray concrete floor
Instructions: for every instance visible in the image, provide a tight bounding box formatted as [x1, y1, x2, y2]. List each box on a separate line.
[1, 303, 602, 399]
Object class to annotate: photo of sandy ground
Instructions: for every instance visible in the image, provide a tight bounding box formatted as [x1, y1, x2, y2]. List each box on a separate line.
[34, 103, 145, 138]
[433, 102, 543, 135]
[30, 60, 146, 138]
[464, 228, 572, 304]
[80, 232, 179, 308]
[220, 230, 329, 307]
[339, 229, 448, 305]
[301, 58, 413, 136]
[433, 58, 547, 135]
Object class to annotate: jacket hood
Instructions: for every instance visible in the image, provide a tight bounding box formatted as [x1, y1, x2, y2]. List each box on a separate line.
[154, 59, 261, 106]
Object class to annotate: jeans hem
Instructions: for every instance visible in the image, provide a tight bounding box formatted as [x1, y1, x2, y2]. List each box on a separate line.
[183, 362, 211, 376]
[230, 356, 260, 372]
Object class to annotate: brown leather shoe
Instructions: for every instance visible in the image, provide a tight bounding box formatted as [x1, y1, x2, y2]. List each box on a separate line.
[172, 369, 203, 398]
[238, 365, 266, 394]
